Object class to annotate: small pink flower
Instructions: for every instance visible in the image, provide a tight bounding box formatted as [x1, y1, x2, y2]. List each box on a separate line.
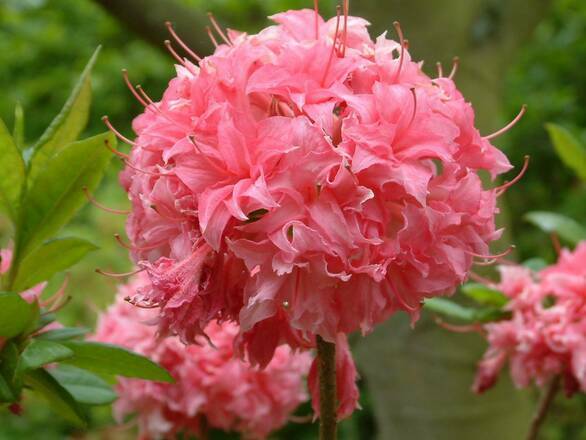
[474, 242, 586, 395]
[95, 273, 312, 439]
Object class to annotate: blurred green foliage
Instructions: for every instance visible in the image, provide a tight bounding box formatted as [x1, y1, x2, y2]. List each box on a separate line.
[0, 0, 585, 438]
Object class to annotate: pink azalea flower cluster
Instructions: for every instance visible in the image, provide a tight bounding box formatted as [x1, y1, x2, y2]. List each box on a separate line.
[94, 273, 312, 439]
[474, 242, 586, 395]
[117, 6, 515, 417]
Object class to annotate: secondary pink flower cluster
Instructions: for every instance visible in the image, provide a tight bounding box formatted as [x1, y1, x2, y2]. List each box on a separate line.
[119, 7, 513, 417]
[474, 242, 586, 395]
[94, 273, 312, 439]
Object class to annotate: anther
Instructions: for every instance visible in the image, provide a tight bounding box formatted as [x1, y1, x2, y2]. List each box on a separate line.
[122, 69, 148, 107]
[105, 139, 130, 160]
[164, 40, 188, 66]
[392, 21, 406, 82]
[448, 56, 460, 80]
[96, 267, 146, 278]
[165, 21, 202, 62]
[83, 186, 130, 215]
[206, 26, 219, 48]
[484, 105, 527, 140]
[207, 12, 231, 46]
[102, 116, 136, 146]
[321, 5, 342, 87]
[495, 155, 530, 196]
[436, 61, 444, 78]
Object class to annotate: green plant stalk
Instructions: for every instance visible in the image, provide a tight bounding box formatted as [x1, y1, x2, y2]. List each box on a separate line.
[526, 375, 561, 440]
[317, 335, 337, 440]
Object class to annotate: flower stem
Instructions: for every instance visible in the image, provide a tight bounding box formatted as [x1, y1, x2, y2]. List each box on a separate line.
[526, 375, 561, 440]
[317, 335, 337, 440]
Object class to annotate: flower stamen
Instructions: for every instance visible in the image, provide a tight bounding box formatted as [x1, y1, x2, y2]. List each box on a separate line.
[392, 21, 406, 83]
[122, 69, 148, 107]
[102, 116, 136, 146]
[448, 56, 460, 80]
[165, 21, 202, 62]
[83, 186, 130, 215]
[321, 5, 342, 87]
[495, 155, 530, 196]
[207, 12, 231, 46]
[105, 138, 130, 160]
[96, 267, 146, 278]
[484, 105, 527, 140]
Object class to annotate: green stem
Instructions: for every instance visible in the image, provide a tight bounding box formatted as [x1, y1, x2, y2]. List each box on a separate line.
[317, 335, 337, 440]
[526, 375, 561, 440]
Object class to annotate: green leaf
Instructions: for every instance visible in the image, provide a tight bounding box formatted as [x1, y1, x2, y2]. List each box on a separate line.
[36, 327, 90, 342]
[12, 238, 98, 292]
[24, 368, 87, 427]
[13, 103, 25, 150]
[424, 298, 509, 323]
[525, 211, 586, 245]
[61, 342, 173, 383]
[0, 292, 34, 338]
[15, 132, 114, 261]
[460, 283, 508, 307]
[0, 373, 15, 403]
[424, 298, 476, 322]
[545, 123, 586, 181]
[19, 340, 74, 371]
[28, 47, 100, 185]
[50, 365, 117, 405]
[523, 257, 548, 272]
[0, 117, 26, 223]
[0, 341, 22, 398]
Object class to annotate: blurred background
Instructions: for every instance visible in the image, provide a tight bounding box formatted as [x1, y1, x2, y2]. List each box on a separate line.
[0, 0, 585, 438]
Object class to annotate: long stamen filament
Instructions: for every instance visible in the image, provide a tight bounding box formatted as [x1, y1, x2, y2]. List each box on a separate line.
[485, 105, 527, 140]
[83, 186, 130, 215]
[102, 116, 136, 146]
[207, 12, 231, 46]
[165, 21, 202, 62]
[122, 69, 148, 106]
[321, 5, 342, 87]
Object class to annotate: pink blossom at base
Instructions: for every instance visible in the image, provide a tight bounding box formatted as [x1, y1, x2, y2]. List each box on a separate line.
[473, 242, 586, 395]
[95, 274, 312, 439]
[120, 7, 514, 417]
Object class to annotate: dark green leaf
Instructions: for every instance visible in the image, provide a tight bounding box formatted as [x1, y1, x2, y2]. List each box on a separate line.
[13, 103, 25, 151]
[50, 365, 117, 405]
[525, 211, 586, 245]
[0, 372, 15, 403]
[16, 132, 115, 260]
[19, 340, 74, 371]
[0, 341, 22, 397]
[460, 283, 508, 307]
[24, 368, 87, 427]
[28, 47, 100, 185]
[0, 292, 34, 338]
[0, 117, 25, 223]
[36, 327, 90, 342]
[62, 341, 173, 383]
[12, 238, 98, 291]
[545, 123, 586, 181]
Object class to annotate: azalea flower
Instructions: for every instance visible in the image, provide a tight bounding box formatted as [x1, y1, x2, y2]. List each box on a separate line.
[110, 4, 520, 418]
[94, 273, 312, 439]
[474, 242, 586, 396]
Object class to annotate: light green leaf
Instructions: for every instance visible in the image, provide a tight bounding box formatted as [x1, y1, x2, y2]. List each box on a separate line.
[0, 292, 34, 338]
[50, 365, 117, 405]
[24, 368, 87, 427]
[0, 118, 26, 223]
[12, 238, 98, 292]
[424, 298, 509, 323]
[13, 103, 25, 150]
[15, 132, 114, 261]
[525, 211, 586, 245]
[460, 283, 508, 307]
[545, 123, 586, 181]
[522, 257, 548, 272]
[36, 327, 90, 342]
[62, 342, 173, 383]
[19, 340, 74, 371]
[28, 47, 100, 185]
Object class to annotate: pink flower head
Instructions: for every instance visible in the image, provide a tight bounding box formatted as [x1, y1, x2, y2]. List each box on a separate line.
[474, 242, 586, 396]
[95, 273, 312, 439]
[117, 5, 518, 417]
